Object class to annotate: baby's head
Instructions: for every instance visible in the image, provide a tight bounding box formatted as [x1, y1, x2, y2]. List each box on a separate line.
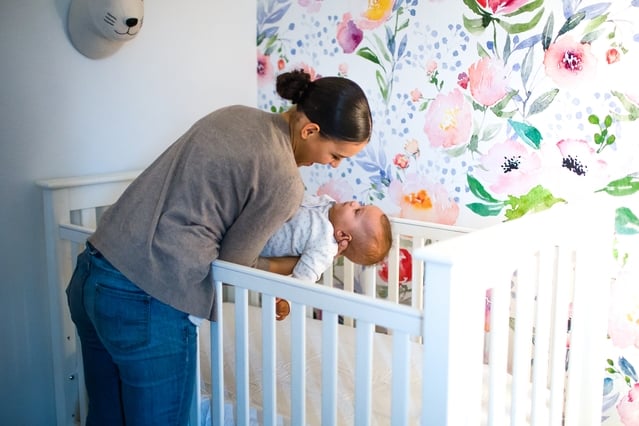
[329, 201, 392, 266]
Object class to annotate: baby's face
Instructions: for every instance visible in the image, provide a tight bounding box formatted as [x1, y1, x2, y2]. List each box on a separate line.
[331, 201, 384, 236]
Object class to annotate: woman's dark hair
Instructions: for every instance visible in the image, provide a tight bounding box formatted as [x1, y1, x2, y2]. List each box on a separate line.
[276, 69, 372, 143]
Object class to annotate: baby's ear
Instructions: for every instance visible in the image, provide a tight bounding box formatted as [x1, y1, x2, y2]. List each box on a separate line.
[335, 230, 352, 255]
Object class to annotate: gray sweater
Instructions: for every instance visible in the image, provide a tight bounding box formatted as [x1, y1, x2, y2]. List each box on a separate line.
[89, 105, 304, 320]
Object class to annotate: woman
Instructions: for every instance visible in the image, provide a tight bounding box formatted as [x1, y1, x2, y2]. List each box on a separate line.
[66, 69, 372, 425]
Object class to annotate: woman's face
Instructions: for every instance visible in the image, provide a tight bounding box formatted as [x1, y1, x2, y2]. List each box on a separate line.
[292, 117, 368, 167]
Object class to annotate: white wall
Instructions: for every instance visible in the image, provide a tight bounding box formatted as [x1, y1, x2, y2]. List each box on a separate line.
[0, 1, 255, 423]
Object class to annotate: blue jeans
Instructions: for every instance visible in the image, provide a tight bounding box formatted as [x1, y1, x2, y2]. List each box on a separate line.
[67, 246, 197, 426]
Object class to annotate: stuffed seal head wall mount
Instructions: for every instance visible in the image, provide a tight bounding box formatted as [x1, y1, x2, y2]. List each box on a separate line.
[68, 0, 144, 60]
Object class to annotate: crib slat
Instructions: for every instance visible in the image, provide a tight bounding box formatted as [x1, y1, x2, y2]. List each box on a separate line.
[261, 294, 277, 426]
[410, 236, 425, 310]
[486, 270, 511, 426]
[547, 247, 572, 425]
[529, 247, 555, 426]
[391, 331, 411, 426]
[322, 311, 339, 425]
[235, 289, 250, 425]
[510, 258, 536, 426]
[354, 321, 374, 426]
[387, 232, 401, 304]
[290, 303, 307, 426]
[360, 265, 376, 298]
[210, 280, 225, 426]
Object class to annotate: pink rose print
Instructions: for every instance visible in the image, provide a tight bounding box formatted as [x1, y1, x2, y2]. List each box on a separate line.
[388, 174, 460, 225]
[338, 63, 349, 77]
[424, 89, 473, 149]
[426, 60, 438, 75]
[337, 13, 364, 54]
[543, 36, 597, 87]
[393, 153, 410, 169]
[297, 0, 322, 13]
[457, 72, 469, 89]
[410, 89, 422, 102]
[618, 383, 639, 425]
[475, 138, 542, 196]
[316, 179, 355, 203]
[404, 139, 420, 158]
[468, 57, 509, 106]
[607, 47, 621, 65]
[476, 0, 533, 15]
[257, 50, 274, 87]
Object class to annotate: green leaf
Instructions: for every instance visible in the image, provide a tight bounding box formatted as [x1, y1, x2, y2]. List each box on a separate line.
[498, 9, 544, 34]
[588, 114, 600, 125]
[376, 70, 389, 102]
[616, 207, 639, 235]
[528, 89, 559, 116]
[557, 11, 586, 39]
[611, 91, 639, 121]
[581, 29, 604, 44]
[463, 15, 489, 35]
[503, 185, 566, 221]
[467, 174, 500, 203]
[607, 134, 616, 145]
[508, 119, 543, 149]
[520, 46, 534, 87]
[477, 42, 490, 58]
[504, 0, 543, 17]
[467, 202, 504, 216]
[356, 47, 381, 66]
[373, 33, 392, 62]
[604, 115, 613, 127]
[597, 174, 639, 196]
[491, 89, 517, 114]
[542, 12, 554, 50]
[583, 13, 608, 34]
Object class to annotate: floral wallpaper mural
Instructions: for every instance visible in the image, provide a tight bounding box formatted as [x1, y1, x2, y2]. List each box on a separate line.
[256, 0, 639, 423]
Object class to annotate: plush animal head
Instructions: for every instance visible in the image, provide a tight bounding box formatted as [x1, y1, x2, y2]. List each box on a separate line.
[68, 0, 144, 59]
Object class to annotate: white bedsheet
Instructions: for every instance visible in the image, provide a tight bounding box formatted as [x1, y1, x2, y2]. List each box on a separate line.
[198, 303, 540, 426]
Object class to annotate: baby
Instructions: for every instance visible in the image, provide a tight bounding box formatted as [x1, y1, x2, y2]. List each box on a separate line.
[261, 194, 393, 319]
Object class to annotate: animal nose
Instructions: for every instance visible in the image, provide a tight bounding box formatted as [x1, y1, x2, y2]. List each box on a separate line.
[126, 18, 138, 27]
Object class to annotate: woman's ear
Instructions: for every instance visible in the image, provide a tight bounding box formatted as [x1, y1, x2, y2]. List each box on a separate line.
[301, 122, 320, 139]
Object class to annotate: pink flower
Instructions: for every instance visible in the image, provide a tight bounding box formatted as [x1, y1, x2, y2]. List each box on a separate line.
[404, 139, 420, 158]
[468, 57, 509, 106]
[618, 383, 639, 425]
[543, 36, 597, 87]
[316, 179, 355, 202]
[607, 48, 621, 65]
[426, 60, 438, 75]
[423, 89, 473, 149]
[257, 50, 274, 87]
[475, 139, 542, 196]
[476, 0, 532, 15]
[393, 153, 410, 169]
[556, 138, 607, 178]
[338, 63, 349, 77]
[290, 63, 320, 81]
[337, 13, 363, 54]
[388, 174, 459, 225]
[410, 89, 422, 102]
[297, 0, 322, 13]
[457, 72, 469, 89]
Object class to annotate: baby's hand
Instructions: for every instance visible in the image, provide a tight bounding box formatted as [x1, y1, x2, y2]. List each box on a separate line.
[275, 298, 291, 321]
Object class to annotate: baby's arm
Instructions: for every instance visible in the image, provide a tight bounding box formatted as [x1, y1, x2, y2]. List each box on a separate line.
[260, 256, 300, 275]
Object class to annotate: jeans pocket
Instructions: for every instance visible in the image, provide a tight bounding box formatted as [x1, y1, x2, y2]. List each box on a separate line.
[94, 283, 151, 351]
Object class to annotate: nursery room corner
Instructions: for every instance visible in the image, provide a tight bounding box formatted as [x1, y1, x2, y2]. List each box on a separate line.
[1, 0, 255, 424]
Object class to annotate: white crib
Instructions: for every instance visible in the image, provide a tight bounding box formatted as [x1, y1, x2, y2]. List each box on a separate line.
[37, 171, 614, 426]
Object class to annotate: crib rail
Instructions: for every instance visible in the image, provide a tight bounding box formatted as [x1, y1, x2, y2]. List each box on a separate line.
[415, 196, 615, 426]
[209, 260, 424, 426]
